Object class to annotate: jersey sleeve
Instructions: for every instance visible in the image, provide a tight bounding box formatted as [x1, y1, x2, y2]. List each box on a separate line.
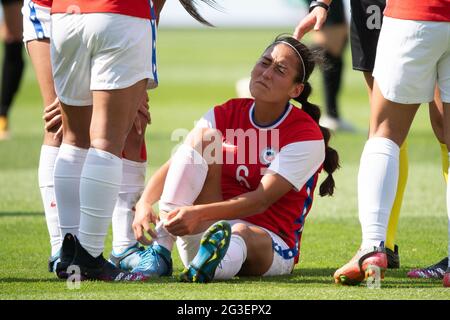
[193, 108, 216, 129]
[266, 140, 325, 191]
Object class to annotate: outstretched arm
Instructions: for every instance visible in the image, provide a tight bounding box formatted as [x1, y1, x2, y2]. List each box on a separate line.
[293, 0, 332, 39]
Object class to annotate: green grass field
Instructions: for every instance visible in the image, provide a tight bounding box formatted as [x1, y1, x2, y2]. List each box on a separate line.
[0, 29, 449, 300]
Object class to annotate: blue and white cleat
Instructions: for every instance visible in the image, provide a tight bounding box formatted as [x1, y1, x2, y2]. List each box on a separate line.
[48, 250, 61, 273]
[108, 243, 145, 271]
[131, 244, 173, 277]
[180, 220, 231, 283]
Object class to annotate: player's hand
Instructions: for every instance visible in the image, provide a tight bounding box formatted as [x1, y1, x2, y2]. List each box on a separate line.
[132, 200, 158, 245]
[43, 98, 63, 139]
[293, 6, 328, 39]
[165, 206, 201, 236]
[133, 92, 151, 136]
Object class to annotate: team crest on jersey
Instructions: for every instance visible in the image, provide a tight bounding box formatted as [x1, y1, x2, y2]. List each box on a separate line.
[260, 147, 277, 165]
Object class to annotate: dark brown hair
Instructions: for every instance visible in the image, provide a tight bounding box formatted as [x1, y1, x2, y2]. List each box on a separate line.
[178, 0, 220, 26]
[269, 35, 340, 196]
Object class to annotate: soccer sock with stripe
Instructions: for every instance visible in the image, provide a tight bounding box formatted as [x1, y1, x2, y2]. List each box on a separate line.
[54, 143, 88, 238]
[358, 137, 399, 249]
[38, 145, 61, 256]
[385, 141, 408, 251]
[112, 159, 146, 254]
[78, 148, 122, 258]
[213, 234, 247, 280]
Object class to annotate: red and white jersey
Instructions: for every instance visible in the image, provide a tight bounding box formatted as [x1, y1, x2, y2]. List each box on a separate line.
[197, 98, 325, 263]
[51, 0, 153, 20]
[33, 0, 52, 7]
[384, 0, 450, 22]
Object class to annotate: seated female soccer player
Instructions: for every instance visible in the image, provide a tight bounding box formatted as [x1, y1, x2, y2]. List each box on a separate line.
[129, 35, 340, 282]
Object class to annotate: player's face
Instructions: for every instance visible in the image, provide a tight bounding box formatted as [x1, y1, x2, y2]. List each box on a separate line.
[249, 43, 304, 103]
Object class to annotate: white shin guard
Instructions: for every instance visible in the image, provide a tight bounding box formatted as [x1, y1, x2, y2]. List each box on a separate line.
[358, 137, 399, 249]
[112, 159, 146, 254]
[78, 148, 122, 258]
[38, 145, 62, 256]
[54, 143, 88, 238]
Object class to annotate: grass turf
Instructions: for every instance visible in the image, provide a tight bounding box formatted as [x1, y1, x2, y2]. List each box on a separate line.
[0, 29, 449, 299]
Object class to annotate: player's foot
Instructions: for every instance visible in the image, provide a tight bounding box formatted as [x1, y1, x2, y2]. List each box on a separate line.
[108, 243, 145, 271]
[407, 257, 448, 279]
[443, 268, 450, 287]
[386, 244, 400, 269]
[131, 244, 173, 277]
[55, 233, 76, 279]
[69, 236, 147, 282]
[334, 246, 387, 286]
[180, 220, 231, 283]
[0, 116, 10, 140]
[48, 250, 60, 273]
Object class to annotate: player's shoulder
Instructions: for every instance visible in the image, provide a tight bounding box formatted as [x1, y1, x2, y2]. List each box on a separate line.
[285, 105, 323, 142]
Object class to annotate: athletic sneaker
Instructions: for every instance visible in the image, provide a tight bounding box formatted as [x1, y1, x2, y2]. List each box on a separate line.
[407, 257, 448, 279]
[386, 244, 400, 269]
[55, 233, 76, 279]
[69, 236, 147, 282]
[48, 250, 61, 273]
[443, 268, 450, 288]
[108, 243, 145, 271]
[180, 220, 231, 283]
[131, 244, 173, 277]
[334, 246, 388, 286]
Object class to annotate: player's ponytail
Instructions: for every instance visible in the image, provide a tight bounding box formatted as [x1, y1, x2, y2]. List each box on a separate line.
[178, 0, 220, 27]
[295, 82, 340, 196]
[270, 35, 340, 196]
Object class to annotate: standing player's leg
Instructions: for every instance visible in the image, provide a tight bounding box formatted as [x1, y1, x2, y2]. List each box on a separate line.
[23, 0, 62, 272]
[0, 0, 24, 140]
[408, 88, 449, 279]
[109, 93, 150, 271]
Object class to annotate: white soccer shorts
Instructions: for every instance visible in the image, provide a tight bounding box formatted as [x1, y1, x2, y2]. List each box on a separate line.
[22, 0, 51, 43]
[50, 13, 157, 106]
[373, 17, 450, 104]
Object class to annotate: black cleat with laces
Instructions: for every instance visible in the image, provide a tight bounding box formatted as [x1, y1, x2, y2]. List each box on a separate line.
[386, 244, 400, 269]
[69, 236, 148, 282]
[55, 233, 76, 279]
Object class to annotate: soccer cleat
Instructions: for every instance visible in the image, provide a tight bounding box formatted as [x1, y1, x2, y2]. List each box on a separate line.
[131, 244, 173, 277]
[108, 243, 145, 271]
[48, 250, 61, 273]
[0, 116, 10, 140]
[444, 268, 450, 287]
[334, 246, 387, 286]
[55, 233, 76, 279]
[180, 220, 231, 283]
[407, 257, 448, 279]
[69, 236, 147, 282]
[386, 244, 400, 269]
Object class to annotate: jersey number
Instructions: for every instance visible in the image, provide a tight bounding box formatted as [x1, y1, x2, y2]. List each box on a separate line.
[236, 165, 251, 189]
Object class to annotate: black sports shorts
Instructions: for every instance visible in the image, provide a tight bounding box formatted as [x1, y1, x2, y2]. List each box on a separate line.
[350, 0, 386, 72]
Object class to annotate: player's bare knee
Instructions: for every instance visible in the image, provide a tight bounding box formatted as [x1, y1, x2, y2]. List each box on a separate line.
[231, 223, 252, 244]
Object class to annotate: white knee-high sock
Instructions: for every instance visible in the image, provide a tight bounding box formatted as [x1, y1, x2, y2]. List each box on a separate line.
[155, 144, 208, 251]
[54, 143, 88, 238]
[38, 145, 62, 256]
[358, 137, 399, 249]
[214, 234, 247, 280]
[447, 153, 450, 268]
[78, 148, 122, 258]
[112, 159, 146, 254]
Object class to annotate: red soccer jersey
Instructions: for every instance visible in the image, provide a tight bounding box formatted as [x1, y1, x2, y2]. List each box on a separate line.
[209, 99, 324, 263]
[384, 0, 450, 22]
[33, 0, 52, 7]
[51, 0, 152, 19]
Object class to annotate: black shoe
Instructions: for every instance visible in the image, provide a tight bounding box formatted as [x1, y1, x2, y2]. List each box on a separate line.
[55, 233, 76, 279]
[386, 244, 400, 269]
[70, 236, 148, 282]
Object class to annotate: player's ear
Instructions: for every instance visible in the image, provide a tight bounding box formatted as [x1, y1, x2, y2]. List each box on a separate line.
[289, 83, 304, 99]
